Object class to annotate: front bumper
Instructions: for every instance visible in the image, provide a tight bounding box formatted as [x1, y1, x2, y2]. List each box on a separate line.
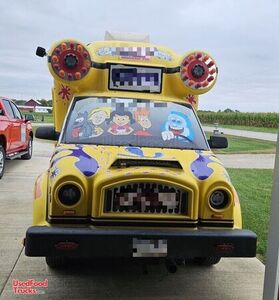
[25, 226, 257, 258]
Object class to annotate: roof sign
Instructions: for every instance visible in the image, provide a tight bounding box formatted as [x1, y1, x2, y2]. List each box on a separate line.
[97, 47, 172, 61]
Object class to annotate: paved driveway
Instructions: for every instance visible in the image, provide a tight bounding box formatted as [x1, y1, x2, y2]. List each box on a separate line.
[218, 153, 275, 169]
[204, 126, 278, 142]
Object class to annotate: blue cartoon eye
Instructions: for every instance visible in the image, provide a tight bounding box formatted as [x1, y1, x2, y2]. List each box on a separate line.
[176, 120, 182, 125]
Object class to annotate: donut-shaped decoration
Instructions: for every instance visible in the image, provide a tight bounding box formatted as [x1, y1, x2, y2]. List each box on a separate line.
[180, 52, 218, 91]
[50, 41, 91, 81]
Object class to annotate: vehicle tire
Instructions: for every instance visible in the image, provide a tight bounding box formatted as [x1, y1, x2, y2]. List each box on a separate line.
[45, 256, 67, 268]
[194, 256, 221, 266]
[0, 145, 6, 179]
[21, 138, 33, 160]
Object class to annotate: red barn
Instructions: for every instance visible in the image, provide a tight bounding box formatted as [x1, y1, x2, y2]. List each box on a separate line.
[25, 99, 41, 107]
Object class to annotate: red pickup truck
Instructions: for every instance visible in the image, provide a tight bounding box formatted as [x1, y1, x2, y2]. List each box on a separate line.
[0, 97, 33, 179]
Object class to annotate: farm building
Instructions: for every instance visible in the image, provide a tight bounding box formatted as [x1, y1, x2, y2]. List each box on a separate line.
[25, 99, 42, 108]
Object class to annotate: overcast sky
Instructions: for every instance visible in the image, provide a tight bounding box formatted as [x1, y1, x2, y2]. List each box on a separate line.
[0, 0, 278, 112]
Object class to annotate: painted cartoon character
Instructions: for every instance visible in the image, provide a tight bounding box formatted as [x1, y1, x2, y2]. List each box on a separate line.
[161, 111, 194, 141]
[88, 107, 111, 137]
[71, 111, 93, 138]
[133, 108, 152, 136]
[108, 107, 134, 135]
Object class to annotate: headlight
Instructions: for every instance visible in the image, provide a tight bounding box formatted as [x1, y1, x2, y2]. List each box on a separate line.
[191, 64, 205, 79]
[49, 40, 91, 80]
[64, 54, 79, 69]
[209, 190, 229, 209]
[57, 184, 81, 206]
[180, 51, 217, 91]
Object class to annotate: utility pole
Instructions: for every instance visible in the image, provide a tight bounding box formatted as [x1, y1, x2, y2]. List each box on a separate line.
[263, 129, 279, 299]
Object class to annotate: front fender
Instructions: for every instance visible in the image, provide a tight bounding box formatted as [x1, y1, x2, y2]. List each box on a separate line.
[33, 171, 49, 226]
[232, 187, 242, 229]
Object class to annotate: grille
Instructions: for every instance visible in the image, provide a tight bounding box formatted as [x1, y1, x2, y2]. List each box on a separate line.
[104, 182, 189, 215]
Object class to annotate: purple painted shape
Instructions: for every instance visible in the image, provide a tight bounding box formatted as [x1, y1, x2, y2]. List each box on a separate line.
[50, 148, 68, 167]
[191, 152, 214, 180]
[126, 147, 144, 157]
[50, 167, 59, 178]
[50, 145, 99, 177]
[124, 147, 163, 158]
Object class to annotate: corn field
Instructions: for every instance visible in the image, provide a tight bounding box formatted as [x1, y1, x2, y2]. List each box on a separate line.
[197, 112, 279, 128]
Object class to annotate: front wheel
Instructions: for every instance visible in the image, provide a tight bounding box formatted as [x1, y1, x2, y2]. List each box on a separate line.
[21, 138, 33, 160]
[45, 256, 67, 268]
[0, 145, 6, 179]
[194, 256, 221, 266]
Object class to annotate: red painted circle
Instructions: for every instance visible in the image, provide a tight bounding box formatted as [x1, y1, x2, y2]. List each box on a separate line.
[50, 42, 91, 80]
[187, 59, 209, 83]
[180, 53, 217, 90]
[58, 49, 84, 73]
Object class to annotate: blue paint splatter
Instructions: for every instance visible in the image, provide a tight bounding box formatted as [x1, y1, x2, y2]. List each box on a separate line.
[122, 147, 163, 158]
[126, 147, 144, 157]
[154, 152, 163, 158]
[50, 145, 99, 177]
[191, 152, 215, 180]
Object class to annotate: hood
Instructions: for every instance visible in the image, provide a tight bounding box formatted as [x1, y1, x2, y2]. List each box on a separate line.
[48, 144, 231, 187]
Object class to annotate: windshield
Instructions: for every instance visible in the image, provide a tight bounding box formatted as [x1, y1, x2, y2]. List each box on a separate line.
[62, 97, 208, 150]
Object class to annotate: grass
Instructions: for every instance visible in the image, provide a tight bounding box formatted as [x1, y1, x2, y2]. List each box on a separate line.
[215, 135, 276, 154]
[228, 168, 273, 262]
[206, 133, 276, 154]
[23, 112, 54, 123]
[203, 123, 278, 134]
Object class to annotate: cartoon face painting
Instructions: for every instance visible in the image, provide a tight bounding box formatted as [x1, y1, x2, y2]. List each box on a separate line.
[161, 111, 194, 141]
[108, 108, 134, 135]
[71, 111, 93, 138]
[134, 108, 152, 136]
[89, 107, 111, 137]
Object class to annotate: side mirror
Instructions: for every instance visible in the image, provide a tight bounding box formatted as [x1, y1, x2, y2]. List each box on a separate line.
[36, 46, 47, 57]
[35, 126, 59, 141]
[24, 114, 34, 122]
[0, 109, 5, 116]
[208, 135, 228, 149]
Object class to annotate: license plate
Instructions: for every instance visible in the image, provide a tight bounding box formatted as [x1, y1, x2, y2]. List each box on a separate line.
[132, 238, 167, 257]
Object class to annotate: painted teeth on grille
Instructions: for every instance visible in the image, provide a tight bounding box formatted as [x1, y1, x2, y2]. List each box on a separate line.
[104, 183, 188, 215]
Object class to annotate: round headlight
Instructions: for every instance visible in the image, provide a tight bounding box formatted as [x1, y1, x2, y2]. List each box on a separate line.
[180, 51, 218, 91]
[49, 40, 91, 80]
[209, 190, 229, 209]
[64, 54, 78, 69]
[191, 64, 205, 79]
[58, 184, 81, 206]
